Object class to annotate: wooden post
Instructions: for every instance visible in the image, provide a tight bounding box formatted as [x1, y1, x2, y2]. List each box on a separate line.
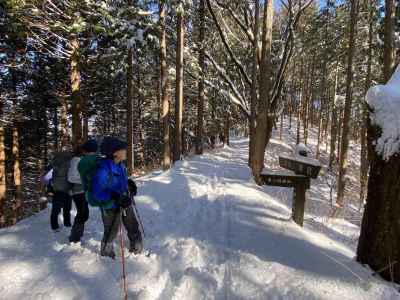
[292, 184, 306, 227]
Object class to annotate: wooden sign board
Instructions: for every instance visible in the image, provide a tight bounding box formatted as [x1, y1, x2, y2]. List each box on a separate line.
[279, 154, 322, 179]
[260, 170, 310, 189]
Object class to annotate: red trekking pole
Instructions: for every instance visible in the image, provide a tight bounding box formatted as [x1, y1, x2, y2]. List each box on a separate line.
[119, 211, 128, 300]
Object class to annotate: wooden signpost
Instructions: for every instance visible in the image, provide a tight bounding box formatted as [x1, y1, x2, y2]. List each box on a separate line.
[279, 154, 322, 179]
[260, 154, 322, 227]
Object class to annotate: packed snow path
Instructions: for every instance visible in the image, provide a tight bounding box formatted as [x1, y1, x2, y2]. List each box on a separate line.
[0, 139, 398, 299]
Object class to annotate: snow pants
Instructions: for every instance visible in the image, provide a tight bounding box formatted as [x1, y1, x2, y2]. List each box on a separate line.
[100, 205, 142, 251]
[50, 191, 72, 230]
[69, 193, 89, 242]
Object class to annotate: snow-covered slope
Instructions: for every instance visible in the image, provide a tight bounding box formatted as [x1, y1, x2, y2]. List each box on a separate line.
[0, 134, 398, 299]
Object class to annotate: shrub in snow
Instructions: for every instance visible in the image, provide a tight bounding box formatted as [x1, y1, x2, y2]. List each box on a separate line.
[366, 65, 400, 160]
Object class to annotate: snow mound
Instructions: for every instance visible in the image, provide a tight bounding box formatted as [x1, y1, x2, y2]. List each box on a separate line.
[295, 143, 310, 157]
[366, 65, 400, 160]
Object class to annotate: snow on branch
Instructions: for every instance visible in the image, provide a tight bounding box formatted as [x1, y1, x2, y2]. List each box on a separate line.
[203, 52, 250, 118]
[214, 0, 254, 44]
[205, 0, 252, 87]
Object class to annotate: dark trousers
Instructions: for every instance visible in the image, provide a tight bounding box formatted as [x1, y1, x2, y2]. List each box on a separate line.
[69, 193, 89, 242]
[101, 205, 141, 248]
[50, 191, 72, 230]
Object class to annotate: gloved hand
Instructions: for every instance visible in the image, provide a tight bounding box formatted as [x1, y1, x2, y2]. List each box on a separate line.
[111, 192, 132, 208]
[117, 194, 132, 208]
[128, 179, 137, 196]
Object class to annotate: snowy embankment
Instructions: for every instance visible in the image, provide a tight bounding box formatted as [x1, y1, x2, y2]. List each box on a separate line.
[0, 132, 399, 299]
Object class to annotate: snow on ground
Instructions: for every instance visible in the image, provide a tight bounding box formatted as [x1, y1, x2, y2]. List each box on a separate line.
[0, 121, 399, 299]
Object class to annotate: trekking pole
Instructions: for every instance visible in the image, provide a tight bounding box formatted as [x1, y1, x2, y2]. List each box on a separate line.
[131, 194, 146, 238]
[119, 212, 128, 300]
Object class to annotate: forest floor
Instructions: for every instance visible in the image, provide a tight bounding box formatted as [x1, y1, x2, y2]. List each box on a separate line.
[0, 119, 399, 300]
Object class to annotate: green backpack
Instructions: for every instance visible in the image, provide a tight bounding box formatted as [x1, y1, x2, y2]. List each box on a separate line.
[77, 154, 98, 206]
[78, 154, 114, 208]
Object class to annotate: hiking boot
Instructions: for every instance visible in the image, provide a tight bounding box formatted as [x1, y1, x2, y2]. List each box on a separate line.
[69, 223, 84, 243]
[129, 238, 143, 255]
[101, 242, 116, 259]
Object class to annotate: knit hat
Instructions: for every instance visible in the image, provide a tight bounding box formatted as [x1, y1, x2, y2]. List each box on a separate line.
[81, 140, 98, 153]
[100, 137, 128, 158]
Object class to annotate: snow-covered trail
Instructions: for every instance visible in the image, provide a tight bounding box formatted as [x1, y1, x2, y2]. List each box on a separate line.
[0, 139, 398, 299]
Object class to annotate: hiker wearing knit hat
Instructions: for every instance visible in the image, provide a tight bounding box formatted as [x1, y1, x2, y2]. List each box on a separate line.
[100, 137, 128, 160]
[81, 140, 98, 153]
[91, 137, 143, 258]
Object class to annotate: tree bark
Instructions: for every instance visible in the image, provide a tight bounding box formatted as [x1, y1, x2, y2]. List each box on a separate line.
[173, 3, 184, 163]
[224, 113, 230, 146]
[252, 0, 274, 181]
[70, 35, 83, 149]
[196, 0, 206, 155]
[357, 122, 400, 283]
[0, 122, 5, 227]
[336, 0, 358, 207]
[383, 0, 395, 82]
[249, 0, 260, 167]
[329, 61, 340, 167]
[357, 3, 400, 281]
[360, 1, 374, 206]
[11, 69, 21, 225]
[160, 1, 171, 169]
[127, 47, 135, 175]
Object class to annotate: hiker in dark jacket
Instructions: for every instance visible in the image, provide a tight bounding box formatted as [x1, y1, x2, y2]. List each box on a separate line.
[68, 140, 98, 243]
[92, 137, 143, 259]
[51, 151, 73, 231]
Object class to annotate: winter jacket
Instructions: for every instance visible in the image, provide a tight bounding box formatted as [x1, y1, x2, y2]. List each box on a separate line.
[91, 159, 129, 209]
[52, 151, 72, 193]
[68, 157, 84, 195]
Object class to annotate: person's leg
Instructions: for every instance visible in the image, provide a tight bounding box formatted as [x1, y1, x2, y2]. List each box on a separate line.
[122, 206, 143, 254]
[100, 207, 121, 258]
[62, 192, 72, 227]
[50, 192, 63, 230]
[69, 193, 89, 242]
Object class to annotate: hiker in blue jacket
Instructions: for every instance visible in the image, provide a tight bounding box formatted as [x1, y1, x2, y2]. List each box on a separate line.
[92, 137, 143, 259]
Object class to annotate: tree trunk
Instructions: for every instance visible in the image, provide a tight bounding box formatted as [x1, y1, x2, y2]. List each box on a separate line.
[173, 3, 184, 163]
[360, 2, 374, 206]
[357, 2, 400, 281]
[59, 97, 69, 150]
[70, 35, 83, 148]
[0, 122, 5, 227]
[383, 0, 395, 82]
[196, 0, 205, 155]
[304, 56, 316, 145]
[224, 113, 230, 146]
[336, 0, 358, 207]
[127, 47, 135, 175]
[329, 61, 340, 167]
[136, 61, 145, 166]
[252, 0, 274, 181]
[357, 121, 400, 283]
[249, 0, 260, 167]
[11, 124, 21, 225]
[160, 1, 171, 169]
[11, 70, 21, 225]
